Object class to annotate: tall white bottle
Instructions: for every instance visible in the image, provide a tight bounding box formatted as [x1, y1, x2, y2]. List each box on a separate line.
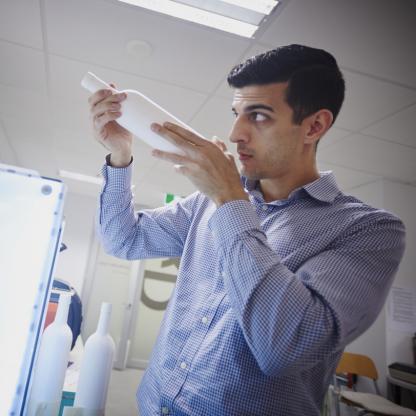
[27, 293, 72, 416]
[73, 303, 115, 415]
[81, 72, 203, 155]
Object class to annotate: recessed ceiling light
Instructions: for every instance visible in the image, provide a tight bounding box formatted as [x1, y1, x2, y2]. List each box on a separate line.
[126, 39, 153, 59]
[117, 0, 279, 38]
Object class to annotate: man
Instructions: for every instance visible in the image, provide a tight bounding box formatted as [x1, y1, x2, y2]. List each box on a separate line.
[89, 45, 405, 415]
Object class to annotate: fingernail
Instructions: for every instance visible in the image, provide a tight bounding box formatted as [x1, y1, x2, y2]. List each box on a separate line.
[151, 123, 160, 132]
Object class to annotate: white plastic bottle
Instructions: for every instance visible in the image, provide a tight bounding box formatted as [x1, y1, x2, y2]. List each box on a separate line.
[73, 303, 115, 415]
[27, 293, 72, 416]
[81, 72, 203, 155]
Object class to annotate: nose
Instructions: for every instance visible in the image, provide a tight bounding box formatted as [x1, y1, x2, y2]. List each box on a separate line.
[229, 117, 249, 144]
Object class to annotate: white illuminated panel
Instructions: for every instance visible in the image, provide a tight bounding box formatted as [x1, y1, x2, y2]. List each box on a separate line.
[118, 0, 258, 37]
[220, 0, 279, 15]
[0, 164, 66, 415]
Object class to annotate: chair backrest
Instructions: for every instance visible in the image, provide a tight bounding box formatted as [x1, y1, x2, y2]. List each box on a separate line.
[336, 352, 379, 381]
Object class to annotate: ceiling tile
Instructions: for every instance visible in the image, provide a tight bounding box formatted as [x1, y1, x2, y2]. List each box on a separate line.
[362, 104, 416, 148]
[317, 162, 380, 192]
[1, 113, 52, 148]
[317, 133, 416, 183]
[0, 120, 17, 165]
[48, 55, 208, 125]
[0, 40, 47, 92]
[214, 43, 271, 98]
[45, 0, 250, 93]
[319, 127, 352, 149]
[0, 84, 50, 123]
[2, 110, 175, 208]
[190, 95, 235, 147]
[335, 70, 416, 131]
[8, 137, 58, 178]
[0, 1, 43, 49]
[258, 0, 416, 87]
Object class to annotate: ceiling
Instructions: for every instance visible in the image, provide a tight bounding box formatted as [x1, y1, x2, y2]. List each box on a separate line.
[1, 0, 416, 207]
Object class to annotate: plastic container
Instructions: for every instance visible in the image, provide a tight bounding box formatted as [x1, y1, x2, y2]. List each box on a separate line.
[27, 293, 73, 416]
[73, 303, 115, 414]
[81, 72, 202, 154]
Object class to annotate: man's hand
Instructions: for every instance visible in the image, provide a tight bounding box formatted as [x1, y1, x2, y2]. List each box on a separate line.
[88, 87, 133, 167]
[151, 122, 248, 207]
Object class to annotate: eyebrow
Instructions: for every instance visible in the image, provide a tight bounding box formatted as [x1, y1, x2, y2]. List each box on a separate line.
[232, 104, 274, 113]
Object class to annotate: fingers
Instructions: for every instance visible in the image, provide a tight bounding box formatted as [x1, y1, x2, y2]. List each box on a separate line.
[88, 89, 112, 107]
[151, 123, 198, 152]
[152, 148, 189, 165]
[212, 135, 228, 152]
[162, 122, 206, 146]
[94, 110, 122, 131]
[89, 89, 126, 111]
[90, 92, 126, 120]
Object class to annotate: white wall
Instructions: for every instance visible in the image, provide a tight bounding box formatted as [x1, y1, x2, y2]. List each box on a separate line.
[347, 179, 416, 395]
[54, 191, 97, 295]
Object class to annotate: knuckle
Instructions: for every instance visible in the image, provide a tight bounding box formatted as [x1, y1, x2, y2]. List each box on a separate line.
[99, 88, 110, 97]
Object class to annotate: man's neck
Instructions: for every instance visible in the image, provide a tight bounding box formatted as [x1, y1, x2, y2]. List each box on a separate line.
[259, 169, 320, 203]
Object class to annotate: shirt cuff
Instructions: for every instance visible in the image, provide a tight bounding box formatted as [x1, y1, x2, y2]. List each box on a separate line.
[101, 157, 132, 193]
[208, 199, 261, 247]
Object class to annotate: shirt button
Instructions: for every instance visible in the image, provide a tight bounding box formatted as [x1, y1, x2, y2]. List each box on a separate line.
[180, 361, 187, 369]
[161, 407, 169, 414]
[201, 316, 208, 324]
[262, 204, 268, 211]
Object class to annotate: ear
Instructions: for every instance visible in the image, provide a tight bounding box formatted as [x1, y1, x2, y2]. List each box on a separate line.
[303, 109, 333, 145]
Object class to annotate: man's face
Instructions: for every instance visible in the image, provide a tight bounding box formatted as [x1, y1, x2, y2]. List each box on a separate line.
[230, 82, 305, 181]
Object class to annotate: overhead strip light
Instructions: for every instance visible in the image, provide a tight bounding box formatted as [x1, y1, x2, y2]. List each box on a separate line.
[59, 169, 103, 185]
[220, 0, 278, 15]
[59, 169, 136, 190]
[118, 0, 279, 38]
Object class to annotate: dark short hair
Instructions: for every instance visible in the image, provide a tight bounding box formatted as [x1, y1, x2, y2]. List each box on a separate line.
[227, 44, 345, 125]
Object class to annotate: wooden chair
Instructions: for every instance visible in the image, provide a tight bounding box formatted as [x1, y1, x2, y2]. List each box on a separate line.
[333, 352, 416, 416]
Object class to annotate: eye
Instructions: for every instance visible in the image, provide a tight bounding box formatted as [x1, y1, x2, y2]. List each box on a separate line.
[249, 112, 268, 122]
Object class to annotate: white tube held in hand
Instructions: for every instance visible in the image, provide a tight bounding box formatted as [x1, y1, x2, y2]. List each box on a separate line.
[81, 72, 203, 154]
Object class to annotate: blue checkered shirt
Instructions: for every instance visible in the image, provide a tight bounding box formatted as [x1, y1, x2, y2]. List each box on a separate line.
[98, 162, 405, 416]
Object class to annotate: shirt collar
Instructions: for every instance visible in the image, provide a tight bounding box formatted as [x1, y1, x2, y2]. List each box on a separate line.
[242, 171, 340, 204]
